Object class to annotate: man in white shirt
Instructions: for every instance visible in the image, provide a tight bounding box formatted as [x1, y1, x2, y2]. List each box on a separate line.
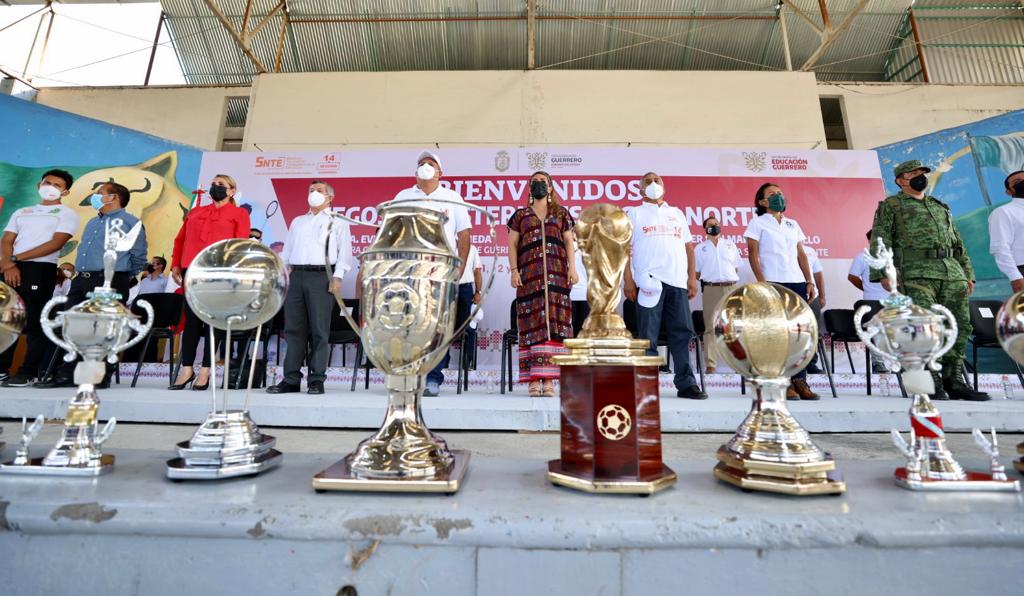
[137, 256, 169, 296]
[802, 243, 826, 374]
[848, 231, 893, 302]
[570, 235, 590, 336]
[988, 170, 1024, 293]
[0, 169, 80, 387]
[267, 180, 353, 395]
[623, 172, 705, 399]
[694, 215, 740, 374]
[392, 151, 472, 396]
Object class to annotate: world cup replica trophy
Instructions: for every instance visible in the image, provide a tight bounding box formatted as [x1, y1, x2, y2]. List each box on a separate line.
[0, 282, 27, 453]
[312, 199, 494, 493]
[855, 239, 1018, 492]
[993, 292, 1024, 476]
[166, 239, 286, 480]
[713, 282, 846, 495]
[546, 204, 674, 495]
[0, 219, 151, 477]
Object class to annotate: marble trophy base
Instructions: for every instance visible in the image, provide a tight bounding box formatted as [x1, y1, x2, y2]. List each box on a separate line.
[713, 447, 846, 496]
[0, 454, 114, 477]
[166, 409, 282, 480]
[313, 450, 470, 493]
[548, 339, 675, 495]
[894, 467, 1020, 492]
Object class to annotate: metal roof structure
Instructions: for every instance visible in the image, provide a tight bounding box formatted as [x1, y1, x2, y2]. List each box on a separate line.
[148, 1, 1023, 85]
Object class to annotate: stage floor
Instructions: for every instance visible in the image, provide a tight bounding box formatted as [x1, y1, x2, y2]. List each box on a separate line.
[2, 368, 1024, 432]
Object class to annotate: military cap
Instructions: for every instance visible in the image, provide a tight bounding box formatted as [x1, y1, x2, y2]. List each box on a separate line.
[893, 159, 932, 178]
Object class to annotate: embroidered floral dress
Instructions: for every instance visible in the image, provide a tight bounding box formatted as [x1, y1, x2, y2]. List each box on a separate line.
[507, 206, 575, 381]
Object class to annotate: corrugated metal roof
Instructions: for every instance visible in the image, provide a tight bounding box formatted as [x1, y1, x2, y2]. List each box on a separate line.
[158, 0, 1024, 91]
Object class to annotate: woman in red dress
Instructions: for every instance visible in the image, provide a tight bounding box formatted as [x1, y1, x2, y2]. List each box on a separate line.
[169, 174, 251, 390]
[507, 171, 579, 397]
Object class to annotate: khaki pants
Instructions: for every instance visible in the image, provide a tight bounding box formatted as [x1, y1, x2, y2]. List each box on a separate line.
[701, 283, 737, 370]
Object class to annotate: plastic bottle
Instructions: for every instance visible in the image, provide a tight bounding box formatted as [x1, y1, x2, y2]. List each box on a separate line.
[1001, 375, 1012, 400]
[880, 373, 891, 397]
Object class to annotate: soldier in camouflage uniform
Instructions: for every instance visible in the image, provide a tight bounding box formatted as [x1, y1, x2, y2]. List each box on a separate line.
[869, 159, 990, 401]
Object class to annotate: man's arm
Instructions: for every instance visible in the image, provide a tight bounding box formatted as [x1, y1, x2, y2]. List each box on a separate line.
[129, 224, 149, 275]
[796, 245, 817, 302]
[847, 274, 864, 291]
[814, 270, 826, 309]
[685, 241, 698, 299]
[624, 249, 637, 301]
[868, 201, 893, 283]
[456, 229, 471, 279]
[0, 232, 16, 272]
[13, 233, 73, 261]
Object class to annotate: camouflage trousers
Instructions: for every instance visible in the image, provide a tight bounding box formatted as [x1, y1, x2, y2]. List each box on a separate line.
[900, 277, 971, 379]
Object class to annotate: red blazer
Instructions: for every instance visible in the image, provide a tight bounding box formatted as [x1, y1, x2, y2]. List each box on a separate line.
[171, 201, 251, 269]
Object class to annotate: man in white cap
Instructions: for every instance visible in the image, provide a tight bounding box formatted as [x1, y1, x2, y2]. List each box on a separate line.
[392, 151, 472, 396]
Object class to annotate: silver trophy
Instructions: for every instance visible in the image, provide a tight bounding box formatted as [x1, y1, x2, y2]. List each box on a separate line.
[0, 218, 152, 477]
[855, 238, 1019, 492]
[166, 239, 286, 480]
[312, 198, 495, 493]
[994, 291, 1024, 475]
[0, 281, 27, 452]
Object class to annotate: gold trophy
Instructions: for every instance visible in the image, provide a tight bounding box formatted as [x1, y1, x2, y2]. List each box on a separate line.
[712, 282, 846, 495]
[547, 204, 672, 494]
[0, 281, 26, 452]
[312, 198, 494, 493]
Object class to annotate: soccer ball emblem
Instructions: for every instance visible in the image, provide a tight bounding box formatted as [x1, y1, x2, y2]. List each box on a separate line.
[596, 405, 632, 441]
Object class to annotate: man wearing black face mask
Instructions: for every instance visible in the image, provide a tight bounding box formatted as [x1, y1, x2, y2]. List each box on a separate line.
[988, 170, 1024, 294]
[869, 159, 988, 401]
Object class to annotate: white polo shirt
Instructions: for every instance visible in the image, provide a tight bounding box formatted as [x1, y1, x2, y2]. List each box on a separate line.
[743, 213, 806, 284]
[628, 201, 692, 291]
[3, 203, 80, 264]
[393, 184, 471, 253]
[988, 198, 1024, 282]
[848, 250, 891, 301]
[281, 209, 354, 279]
[802, 244, 822, 275]
[458, 244, 482, 284]
[694, 238, 740, 283]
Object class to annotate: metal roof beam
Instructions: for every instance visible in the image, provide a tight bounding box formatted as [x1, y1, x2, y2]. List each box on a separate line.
[801, 0, 872, 71]
[202, 0, 267, 72]
[781, 0, 823, 35]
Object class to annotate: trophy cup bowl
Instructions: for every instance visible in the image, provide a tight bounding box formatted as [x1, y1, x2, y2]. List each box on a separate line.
[313, 200, 489, 493]
[58, 298, 140, 362]
[712, 282, 845, 495]
[167, 239, 287, 480]
[996, 292, 1024, 475]
[0, 281, 26, 353]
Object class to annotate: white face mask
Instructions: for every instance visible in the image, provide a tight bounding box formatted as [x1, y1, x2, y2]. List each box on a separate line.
[307, 190, 327, 208]
[416, 164, 437, 181]
[38, 184, 61, 201]
[644, 182, 665, 200]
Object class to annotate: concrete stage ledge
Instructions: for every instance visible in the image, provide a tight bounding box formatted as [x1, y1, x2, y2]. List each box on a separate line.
[3, 376, 1024, 432]
[0, 450, 1022, 595]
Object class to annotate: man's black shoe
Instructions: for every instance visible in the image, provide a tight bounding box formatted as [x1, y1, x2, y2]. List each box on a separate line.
[3, 373, 34, 388]
[34, 376, 74, 389]
[945, 382, 991, 402]
[805, 363, 824, 375]
[928, 384, 949, 401]
[677, 385, 708, 400]
[266, 382, 301, 394]
[307, 381, 325, 395]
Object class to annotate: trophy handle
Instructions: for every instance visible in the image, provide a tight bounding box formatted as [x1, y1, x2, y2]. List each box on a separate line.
[853, 305, 901, 372]
[40, 295, 77, 362]
[927, 303, 958, 372]
[107, 299, 154, 364]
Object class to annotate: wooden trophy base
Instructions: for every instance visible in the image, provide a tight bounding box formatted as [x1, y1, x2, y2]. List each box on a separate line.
[714, 448, 846, 496]
[547, 460, 676, 495]
[312, 450, 470, 494]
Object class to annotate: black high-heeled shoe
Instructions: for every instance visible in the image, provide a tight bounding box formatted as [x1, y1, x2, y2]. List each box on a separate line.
[169, 372, 196, 391]
[192, 377, 210, 391]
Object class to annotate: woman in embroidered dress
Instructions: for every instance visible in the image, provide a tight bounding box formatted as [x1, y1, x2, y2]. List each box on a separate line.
[507, 171, 578, 397]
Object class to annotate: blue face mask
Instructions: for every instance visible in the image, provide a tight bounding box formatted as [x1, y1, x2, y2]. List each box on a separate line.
[90, 193, 107, 211]
[767, 193, 786, 213]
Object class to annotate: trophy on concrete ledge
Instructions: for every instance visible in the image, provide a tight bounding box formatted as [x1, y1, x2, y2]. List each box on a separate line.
[994, 291, 1024, 476]
[856, 239, 1019, 492]
[713, 282, 846, 496]
[0, 281, 27, 452]
[0, 219, 151, 477]
[166, 239, 286, 480]
[312, 198, 495, 494]
[547, 204, 674, 495]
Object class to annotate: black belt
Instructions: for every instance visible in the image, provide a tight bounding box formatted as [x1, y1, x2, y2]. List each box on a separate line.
[291, 264, 332, 271]
[79, 270, 128, 279]
[701, 281, 737, 287]
[899, 247, 962, 259]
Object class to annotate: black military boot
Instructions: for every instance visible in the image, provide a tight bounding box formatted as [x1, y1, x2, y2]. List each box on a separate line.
[944, 364, 991, 401]
[928, 370, 949, 401]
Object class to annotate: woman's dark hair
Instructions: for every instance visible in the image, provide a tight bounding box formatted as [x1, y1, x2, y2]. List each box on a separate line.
[530, 170, 564, 215]
[702, 216, 718, 228]
[754, 182, 779, 216]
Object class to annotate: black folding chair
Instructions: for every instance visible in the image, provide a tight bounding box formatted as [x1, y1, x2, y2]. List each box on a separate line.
[690, 310, 707, 393]
[328, 299, 360, 367]
[824, 309, 860, 375]
[456, 329, 478, 395]
[129, 293, 184, 387]
[970, 299, 1024, 391]
[500, 299, 519, 394]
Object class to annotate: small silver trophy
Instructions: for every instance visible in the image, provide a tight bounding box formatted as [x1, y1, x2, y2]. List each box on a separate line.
[0, 281, 27, 452]
[855, 239, 1019, 492]
[993, 291, 1024, 475]
[165, 239, 286, 480]
[0, 218, 152, 477]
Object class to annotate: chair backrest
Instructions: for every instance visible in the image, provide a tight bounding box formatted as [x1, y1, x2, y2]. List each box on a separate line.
[969, 299, 1003, 342]
[852, 299, 884, 327]
[331, 299, 360, 333]
[508, 299, 518, 333]
[691, 310, 705, 336]
[132, 293, 184, 328]
[823, 308, 860, 340]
